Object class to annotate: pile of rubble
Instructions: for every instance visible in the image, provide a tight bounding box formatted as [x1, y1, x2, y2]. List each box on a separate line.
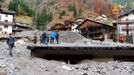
[0, 31, 134, 75]
[1, 31, 133, 47]
[59, 31, 84, 43]
[57, 31, 134, 47]
[0, 42, 134, 75]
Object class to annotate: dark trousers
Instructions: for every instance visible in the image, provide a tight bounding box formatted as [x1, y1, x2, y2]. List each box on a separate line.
[56, 38, 59, 44]
[46, 37, 49, 44]
[8, 44, 14, 56]
[42, 39, 46, 45]
[50, 38, 54, 44]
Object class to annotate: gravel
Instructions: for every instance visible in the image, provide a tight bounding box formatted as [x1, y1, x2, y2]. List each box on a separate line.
[0, 31, 134, 75]
[59, 31, 84, 43]
[57, 31, 134, 47]
[0, 42, 134, 75]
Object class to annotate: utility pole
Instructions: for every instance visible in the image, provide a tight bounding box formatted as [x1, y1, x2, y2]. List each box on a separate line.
[113, 4, 119, 42]
[116, 15, 119, 42]
[133, 26, 134, 44]
[126, 18, 129, 36]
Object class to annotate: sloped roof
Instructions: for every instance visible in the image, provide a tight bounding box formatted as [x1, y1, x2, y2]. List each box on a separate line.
[50, 23, 65, 30]
[76, 19, 115, 30]
[0, 10, 15, 15]
[119, 10, 134, 18]
[88, 15, 113, 26]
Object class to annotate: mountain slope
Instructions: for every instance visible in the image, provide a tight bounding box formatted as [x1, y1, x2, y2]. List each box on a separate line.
[1, 0, 134, 28]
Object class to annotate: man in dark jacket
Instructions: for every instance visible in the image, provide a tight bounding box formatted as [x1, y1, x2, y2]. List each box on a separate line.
[56, 31, 59, 44]
[7, 34, 16, 57]
[42, 32, 47, 45]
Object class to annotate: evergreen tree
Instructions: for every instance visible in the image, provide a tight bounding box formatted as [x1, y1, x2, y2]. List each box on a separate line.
[16, 4, 21, 15]
[73, 5, 77, 17]
[0, 0, 3, 7]
[78, 8, 82, 16]
[68, 4, 77, 17]
[0, 0, 3, 3]
[8, 0, 34, 16]
[36, 10, 53, 28]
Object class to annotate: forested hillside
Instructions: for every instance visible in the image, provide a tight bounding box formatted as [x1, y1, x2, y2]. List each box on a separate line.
[0, 0, 134, 28]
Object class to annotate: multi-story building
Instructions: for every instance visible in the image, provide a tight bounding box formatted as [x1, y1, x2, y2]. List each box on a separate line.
[118, 10, 134, 36]
[0, 9, 15, 34]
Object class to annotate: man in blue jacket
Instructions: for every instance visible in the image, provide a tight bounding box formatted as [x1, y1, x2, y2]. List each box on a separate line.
[7, 34, 16, 57]
[50, 31, 56, 44]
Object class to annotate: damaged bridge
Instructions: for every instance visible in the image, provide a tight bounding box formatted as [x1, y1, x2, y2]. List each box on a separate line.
[27, 46, 134, 63]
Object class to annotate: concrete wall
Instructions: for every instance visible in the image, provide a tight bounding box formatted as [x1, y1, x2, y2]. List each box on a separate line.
[121, 14, 134, 21]
[118, 24, 134, 35]
[0, 13, 14, 22]
[71, 24, 79, 32]
[0, 25, 12, 34]
[0, 13, 14, 34]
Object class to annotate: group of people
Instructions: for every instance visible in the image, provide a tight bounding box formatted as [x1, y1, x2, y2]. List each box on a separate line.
[6, 30, 60, 57]
[41, 31, 59, 45]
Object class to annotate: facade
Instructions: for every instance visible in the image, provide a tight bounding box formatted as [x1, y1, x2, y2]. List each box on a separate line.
[118, 10, 134, 36]
[0, 10, 15, 34]
[50, 23, 65, 30]
[76, 19, 115, 41]
[13, 23, 31, 33]
[50, 20, 74, 31]
[71, 18, 84, 32]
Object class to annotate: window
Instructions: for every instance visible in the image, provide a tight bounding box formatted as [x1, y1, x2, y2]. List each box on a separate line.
[5, 20, 8, 22]
[5, 14, 8, 17]
[0, 15, 1, 21]
[122, 29, 132, 31]
[4, 25, 8, 28]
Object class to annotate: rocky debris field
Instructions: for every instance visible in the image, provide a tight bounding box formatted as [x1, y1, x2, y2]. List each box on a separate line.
[1, 30, 134, 47]
[51, 31, 134, 47]
[59, 31, 84, 43]
[0, 42, 134, 75]
[0, 31, 134, 75]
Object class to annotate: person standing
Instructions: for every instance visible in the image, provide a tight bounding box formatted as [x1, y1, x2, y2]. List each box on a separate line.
[33, 35, 37, 44]
[7, 34, 16, 57]
[50, 31, 56, 44]
[56, 31, 59, 44]
[119, 35, 125, 43]
[46, 33, 50, 45]
[42, 32, 47, 45]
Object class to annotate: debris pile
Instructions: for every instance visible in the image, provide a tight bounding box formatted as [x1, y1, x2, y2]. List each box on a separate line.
[0, 31, 134, 75]
[58, 31, 134, 47]
[59, 31, 84, 43]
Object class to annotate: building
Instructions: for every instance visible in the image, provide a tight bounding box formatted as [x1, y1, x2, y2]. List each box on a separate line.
[13, 23, 31, 33]
[50, 20, 74, 31]
[76, 19, 115, 41]
[50, 23, 65, 31]
[71, 18, 84, 32]
[118, 10, 134, 36]
[50, 19, 84, 32]
[0, 10, 15, 34]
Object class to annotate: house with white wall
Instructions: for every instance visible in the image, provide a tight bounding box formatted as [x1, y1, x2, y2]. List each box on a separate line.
[117, 10, 134, 36]
[0, 10, 15, 34]
[71, 18, 84, 32]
